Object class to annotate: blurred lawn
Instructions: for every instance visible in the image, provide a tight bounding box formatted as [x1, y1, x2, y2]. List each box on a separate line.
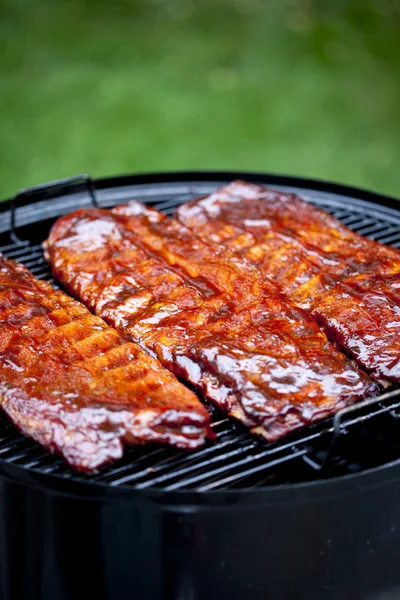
[1, 0, 400, 199]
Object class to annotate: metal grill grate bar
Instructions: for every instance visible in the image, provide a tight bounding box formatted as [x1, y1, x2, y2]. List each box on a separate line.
[366, 225, 400, 241]
[375, 231, 400, 245]
[196, 448, 309, 491]
[132, 439, 258, 489]
[105, 429, 250, 486]
[353, 222, 390, 237]
[336, 215, 371, 227]
[1, 244, 43, 259]
[168, 447, 309, 491]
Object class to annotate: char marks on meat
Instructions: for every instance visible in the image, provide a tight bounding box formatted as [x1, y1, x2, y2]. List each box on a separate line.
[176, 181, 400, 385]
[45, 203, 376, 441]
[0, 255, 210, 471]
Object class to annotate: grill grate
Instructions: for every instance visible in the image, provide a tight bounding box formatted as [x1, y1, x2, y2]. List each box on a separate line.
[0, 175, 400, 491]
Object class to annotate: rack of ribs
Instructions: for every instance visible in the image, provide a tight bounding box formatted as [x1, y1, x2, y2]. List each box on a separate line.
[0, 255, 210, 471]
[176, 181, 400, 385]
[45, 203, 376, 441]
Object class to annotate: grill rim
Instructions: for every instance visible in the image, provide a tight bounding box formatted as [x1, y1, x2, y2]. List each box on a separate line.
[3, 170, 400, 235]
[86, 169, 400, 209]
[1, 169, 400, 501]
[2, 441, 400, 504]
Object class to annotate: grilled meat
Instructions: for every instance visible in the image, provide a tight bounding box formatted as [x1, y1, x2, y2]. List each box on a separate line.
[45, 203, 376, 441]
[0, 255, 210, 471]
[176, 181, 400, 385]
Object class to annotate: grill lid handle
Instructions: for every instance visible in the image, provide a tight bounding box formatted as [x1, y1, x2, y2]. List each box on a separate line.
[10, 173, 98, 244]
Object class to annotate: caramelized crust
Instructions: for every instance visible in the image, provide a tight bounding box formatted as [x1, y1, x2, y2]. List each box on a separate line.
[176, 181, 400, 384]
[0, 255, 210, 471]
[45, 204, 376, 441]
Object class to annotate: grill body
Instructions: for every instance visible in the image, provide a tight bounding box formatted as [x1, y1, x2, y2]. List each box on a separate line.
[1, 171, 400, 600]
[2, 465, 400, 600]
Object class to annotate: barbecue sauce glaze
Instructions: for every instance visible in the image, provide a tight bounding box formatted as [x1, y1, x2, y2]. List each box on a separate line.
[46, 203, 376, 441]
[177, 181, 400, 385]
[0, 255, 211, 471]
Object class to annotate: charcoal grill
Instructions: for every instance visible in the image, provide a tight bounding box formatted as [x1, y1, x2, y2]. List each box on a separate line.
[1, 171, 400, 600]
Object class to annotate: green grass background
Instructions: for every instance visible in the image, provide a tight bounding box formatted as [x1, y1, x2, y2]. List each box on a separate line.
[1, 0, 400, 199]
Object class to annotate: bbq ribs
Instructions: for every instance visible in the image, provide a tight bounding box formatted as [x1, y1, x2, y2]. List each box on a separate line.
[0, 254, 210, 471]
[177, 181, 400, 385]
[45, 203, 376, 441]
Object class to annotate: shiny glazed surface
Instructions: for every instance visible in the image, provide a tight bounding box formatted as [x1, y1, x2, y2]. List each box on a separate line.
[0, 255, 210, 471]
[46, 203, 376, 441]
[177, 181, 400, 385]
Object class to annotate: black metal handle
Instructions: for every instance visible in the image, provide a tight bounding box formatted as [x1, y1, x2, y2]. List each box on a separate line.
[317, 387, 400, 472]
[10, 173, 98, 243]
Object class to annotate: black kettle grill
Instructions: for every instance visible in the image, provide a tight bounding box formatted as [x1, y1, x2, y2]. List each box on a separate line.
[1, 171, 400, 600]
